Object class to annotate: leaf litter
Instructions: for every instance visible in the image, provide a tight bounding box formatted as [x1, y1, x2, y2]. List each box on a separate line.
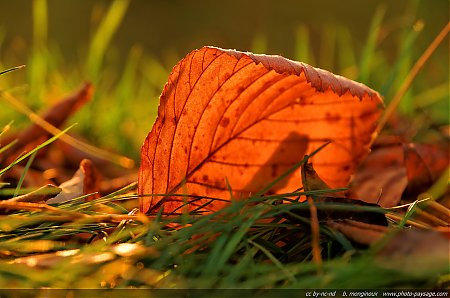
[0, 40, 449, 289]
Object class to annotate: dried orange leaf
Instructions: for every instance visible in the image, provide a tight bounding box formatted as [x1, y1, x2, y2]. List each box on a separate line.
[139, 47, 383, 214]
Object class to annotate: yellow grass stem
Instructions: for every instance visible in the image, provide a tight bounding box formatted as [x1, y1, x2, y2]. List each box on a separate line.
[0, 65, 26, 76]
[0, 91, 135, 168]
[414, 208, 448, 227]
[308, 197, 322, 270]
[428, 201, 450, 218]
[386, 212, 431, 229]
[377, 22, 450, 134]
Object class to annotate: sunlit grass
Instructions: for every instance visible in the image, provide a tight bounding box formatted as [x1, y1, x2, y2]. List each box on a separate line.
[0, 119, 447, 288]
[0, 0, 448, 290]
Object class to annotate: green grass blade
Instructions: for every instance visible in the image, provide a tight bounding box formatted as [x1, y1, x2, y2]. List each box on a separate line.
[29, 0, 48, 105]
[251, 33, 268, 54]
[86, 0, 130, 79]
[33, 0, 47, 46]
[213, 207, 264, 274]
[413, 82, 449, 108]
[358, 5, 385, 84]
[319, 25, 336, 71]
[13, 151, 37, 198]
[202, 232, 230, 276]
[426, 166, 450, 199]
[380, 22, 422, 97]
[336, 26, 357, 79]
[0, 124, 75, 177]
[104, 46, 142, 154]
[398, 200, 419, 228]
[0, 139, 18, 155]
[248, 239, 296, 283]
[294, 25, 315, 65]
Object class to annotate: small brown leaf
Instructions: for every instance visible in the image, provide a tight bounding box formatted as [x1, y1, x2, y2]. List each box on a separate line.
[349, 143, 408, 207]
[403, 143, 449, 194]
[376, 229, 450, 274]
[1, 83, 93, 165]
[378, 229, 449, 257]
[139, 47, 383, 214]
[46, 159, 101, 204]
[328, 219, 387, 245]
[301, 162, 333, 193]
[350, 141, 449, 207]
[3, 165, 51, 188]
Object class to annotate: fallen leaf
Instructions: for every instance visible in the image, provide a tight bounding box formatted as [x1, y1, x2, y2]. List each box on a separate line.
[403, 143, 449, 195]
[349, 141, 449, 207]
[139, 46, 383, 214]
[378, 229, 448, 256]
[46, 159, 101, 204]
[301, 161, 334, 194]
[349, 143, 408, 207]
[3, 164, 51, 188]
[1, 83, 93, 165]
[376, 229, 449, 274]
[327, 219, 387, 246]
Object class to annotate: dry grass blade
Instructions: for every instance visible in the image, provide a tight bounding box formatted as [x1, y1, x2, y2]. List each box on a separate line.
[0, 201, 73, 213]
[385, 212, 431, 229]
[428, 201, 450, 218]
[377, 22, 450, 134]
[0, 89, 134, 168]
[301, 159, 324, 269]
[4, 184, 61, 203]
[0, 65, 26, 75]
[414, 208, 448, 227]
[307, 197, 322, 269]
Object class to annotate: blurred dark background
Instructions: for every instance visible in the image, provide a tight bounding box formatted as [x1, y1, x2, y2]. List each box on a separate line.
[1, 0, 448, 65]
